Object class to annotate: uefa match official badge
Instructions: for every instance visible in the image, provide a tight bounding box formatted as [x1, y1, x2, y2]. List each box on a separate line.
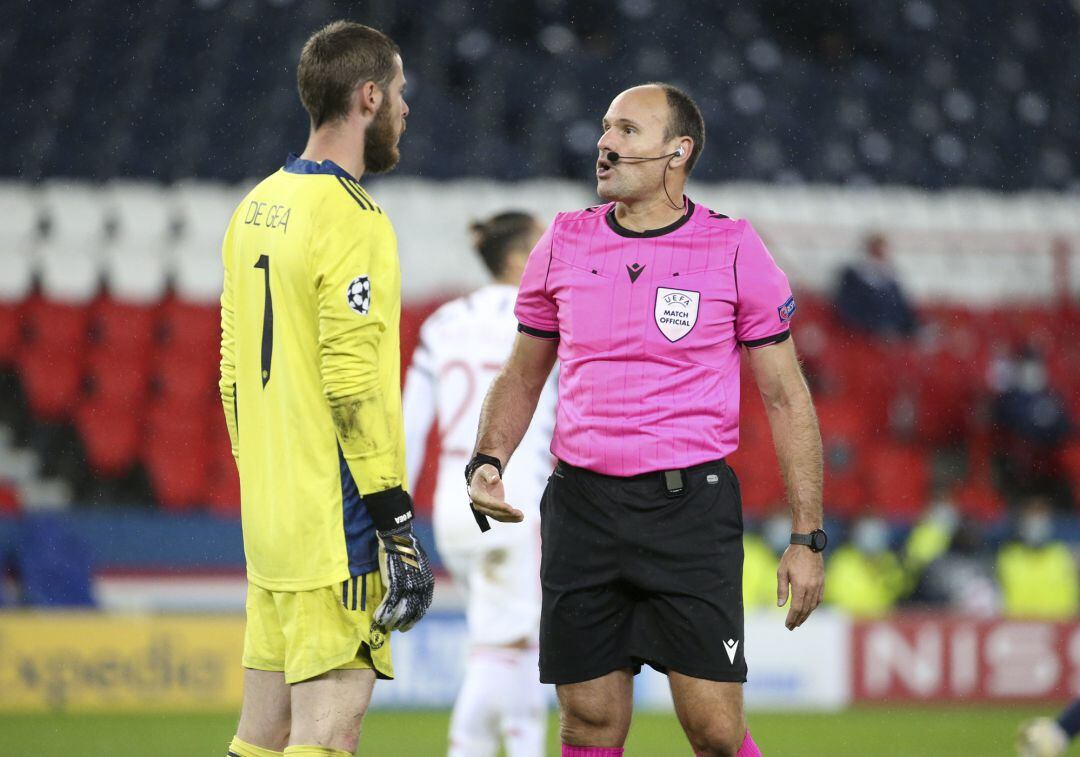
[655, 287, 700, 342]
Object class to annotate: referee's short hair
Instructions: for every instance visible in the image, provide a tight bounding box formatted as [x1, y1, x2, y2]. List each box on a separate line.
[298, 21, 400, 129]
[648, 82, 706, 175]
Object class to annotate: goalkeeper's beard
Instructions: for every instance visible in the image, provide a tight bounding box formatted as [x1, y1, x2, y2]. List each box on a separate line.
[365, 98, 403, 175]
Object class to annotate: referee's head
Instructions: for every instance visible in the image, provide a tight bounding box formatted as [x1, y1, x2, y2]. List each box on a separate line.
[596, 83, 705, 203]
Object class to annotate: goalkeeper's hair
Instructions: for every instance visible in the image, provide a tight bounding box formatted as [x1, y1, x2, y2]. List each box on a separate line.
[298, 21, 400, 129]
[469, 211, 537, 278]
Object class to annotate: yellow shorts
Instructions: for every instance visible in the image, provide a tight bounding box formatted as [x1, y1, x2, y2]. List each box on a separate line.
[242, 571, 393, 684]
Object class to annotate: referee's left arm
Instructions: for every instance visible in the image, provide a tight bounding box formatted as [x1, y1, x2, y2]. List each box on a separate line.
[746, 336, 825, 631]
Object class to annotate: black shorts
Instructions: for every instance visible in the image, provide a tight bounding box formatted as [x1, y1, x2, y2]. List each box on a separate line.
[538, 458, 747, 685]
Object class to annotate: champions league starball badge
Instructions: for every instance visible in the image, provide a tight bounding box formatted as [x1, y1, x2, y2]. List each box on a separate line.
[346, 275, 372, 315]
[654, 287, 700, 342]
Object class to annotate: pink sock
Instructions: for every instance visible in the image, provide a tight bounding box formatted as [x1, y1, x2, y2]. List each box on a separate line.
[738, 730, 761, 757]
[694, 730, 761, 757]
[561, 746, 624, 757]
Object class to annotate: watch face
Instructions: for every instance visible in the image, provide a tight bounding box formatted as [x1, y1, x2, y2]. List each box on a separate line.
[811, 529, 828, 552]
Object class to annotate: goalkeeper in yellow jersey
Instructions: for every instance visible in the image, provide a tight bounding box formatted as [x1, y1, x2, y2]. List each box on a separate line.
[218, 20, 433, 757]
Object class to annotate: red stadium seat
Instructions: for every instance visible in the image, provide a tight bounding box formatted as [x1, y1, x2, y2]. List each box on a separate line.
[17, 346, 85, 422]
[144, 404, 212, 510]
[204, 430, 240, 515]
[75, 399, 142, 477]
[86, 351, 152, 407]
[730, 395, 784, 517]
[914, 351, 979, 444]
[154, 347, 219, 404]
[953, 472, 1006, 520]
[92, 298, 158, 357]
[145, 450, 210, 511]
[0, 301, 22, 365]
[22, 297, 91, 353]
[161, 299, 220, 354]
[1058, 443, 1080, 510]
[861, 442, 929, 522]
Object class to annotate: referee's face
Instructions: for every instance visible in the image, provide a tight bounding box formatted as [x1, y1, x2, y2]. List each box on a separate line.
[596, 85, 674, 202]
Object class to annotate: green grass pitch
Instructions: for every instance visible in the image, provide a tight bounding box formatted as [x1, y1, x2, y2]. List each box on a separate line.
[5, 706, 1071, 756]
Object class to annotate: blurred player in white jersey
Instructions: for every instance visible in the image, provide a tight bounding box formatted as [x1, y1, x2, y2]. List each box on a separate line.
[403, 211, 555, 757]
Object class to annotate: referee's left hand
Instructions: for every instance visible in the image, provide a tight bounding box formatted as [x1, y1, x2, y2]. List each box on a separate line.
[468, 465, 525, 523]
[776, 545, 825, 631]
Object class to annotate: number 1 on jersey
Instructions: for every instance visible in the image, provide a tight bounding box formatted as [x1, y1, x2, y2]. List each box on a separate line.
[254, 254, 273, 387]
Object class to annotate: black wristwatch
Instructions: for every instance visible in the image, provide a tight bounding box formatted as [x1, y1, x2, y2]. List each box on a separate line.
[790, 529, 828, 553]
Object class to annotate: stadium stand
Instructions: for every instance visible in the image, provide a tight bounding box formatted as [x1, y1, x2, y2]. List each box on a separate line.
[0, 180, 1078, 524]
[2, 1, 1079, 190]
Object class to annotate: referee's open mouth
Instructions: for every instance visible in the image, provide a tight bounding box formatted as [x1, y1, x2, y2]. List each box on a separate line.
[596, 158, 614, 179]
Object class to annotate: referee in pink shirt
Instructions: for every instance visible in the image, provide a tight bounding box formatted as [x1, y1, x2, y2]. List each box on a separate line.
[467, 83, 825, 757]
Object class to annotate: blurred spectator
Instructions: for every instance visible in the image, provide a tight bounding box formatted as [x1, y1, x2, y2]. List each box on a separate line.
[743, 512, 788, 610]
[998, 496, 1079, 620]
[904, 492, 961, 577]
[989, 345, 1074, 510]
[824, 517, 906, 617]
[833, 233, 917, 339]
[907, 511, 1000, 615]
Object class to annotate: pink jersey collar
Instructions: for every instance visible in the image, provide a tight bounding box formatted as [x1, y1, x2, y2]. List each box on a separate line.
[605, 198, 696, 238]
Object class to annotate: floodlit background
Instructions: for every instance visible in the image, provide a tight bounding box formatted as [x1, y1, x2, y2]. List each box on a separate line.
[2, 1, 1080, 754]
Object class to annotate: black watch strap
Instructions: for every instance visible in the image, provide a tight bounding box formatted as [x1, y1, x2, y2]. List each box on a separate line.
[790, 528, 828, 553]
[464, 454, 503, 534]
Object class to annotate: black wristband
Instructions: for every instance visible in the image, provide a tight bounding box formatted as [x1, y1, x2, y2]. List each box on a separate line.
[465, 453, 503, 487]
[363, 486, 415, 533]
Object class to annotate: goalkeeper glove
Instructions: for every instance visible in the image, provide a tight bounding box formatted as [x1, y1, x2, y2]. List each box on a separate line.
[363, 487, 435, 632]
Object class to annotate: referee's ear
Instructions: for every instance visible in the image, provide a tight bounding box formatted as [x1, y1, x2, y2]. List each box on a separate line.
[668, 137, 694, 173]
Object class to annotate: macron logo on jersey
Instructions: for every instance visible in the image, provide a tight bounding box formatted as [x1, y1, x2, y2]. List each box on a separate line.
[778, 295, 796, 324]
[724, 638, 739, 664]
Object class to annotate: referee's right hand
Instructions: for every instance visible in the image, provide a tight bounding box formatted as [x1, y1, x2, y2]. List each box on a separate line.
[468, 465, 525, 523]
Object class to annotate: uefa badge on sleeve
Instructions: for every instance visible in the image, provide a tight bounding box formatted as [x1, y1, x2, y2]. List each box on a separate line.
[346, 275, 372, 315]
[778, 295, 796, 324]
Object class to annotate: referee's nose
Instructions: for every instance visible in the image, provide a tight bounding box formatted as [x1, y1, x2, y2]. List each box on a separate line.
[597, 131, 615, 158]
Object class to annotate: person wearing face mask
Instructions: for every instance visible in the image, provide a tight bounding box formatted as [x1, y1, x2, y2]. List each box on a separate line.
[823, 517, 906, 618]
[1010, 496, 1080, 756]
[903, 492, 961, 578]
[997, 495, 1078, 620]
[991, 345, 1074, 511]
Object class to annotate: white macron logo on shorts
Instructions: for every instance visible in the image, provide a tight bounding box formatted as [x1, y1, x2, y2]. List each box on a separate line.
[724, 638, 739, 664]
[655, 287, 700, 342]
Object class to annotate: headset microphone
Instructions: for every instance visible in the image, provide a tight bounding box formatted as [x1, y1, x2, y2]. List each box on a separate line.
[606, 147, 684, 164]
[601, 147, 687, 211]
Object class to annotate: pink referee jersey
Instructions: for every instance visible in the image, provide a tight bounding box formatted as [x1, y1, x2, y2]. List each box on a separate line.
[514, 199, 795, 477]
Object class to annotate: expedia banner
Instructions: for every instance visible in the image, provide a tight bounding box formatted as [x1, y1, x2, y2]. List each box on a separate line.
[0, 612, 244, 712]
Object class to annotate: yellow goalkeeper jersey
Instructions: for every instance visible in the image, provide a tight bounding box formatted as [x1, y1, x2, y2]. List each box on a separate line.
[219, 154, 406, 592]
